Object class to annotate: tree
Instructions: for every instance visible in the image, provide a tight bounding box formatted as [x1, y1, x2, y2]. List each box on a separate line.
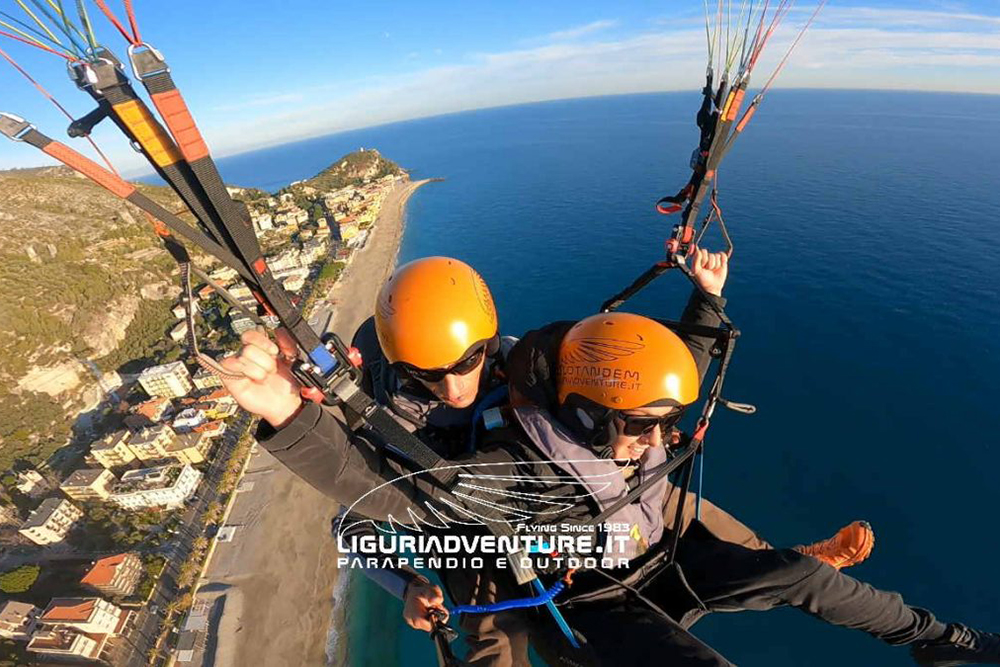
[204, 501, 223, 525]
[167, 591, 192, 615]
[0, 565, 40, 594]
[176, 561, 199, 589]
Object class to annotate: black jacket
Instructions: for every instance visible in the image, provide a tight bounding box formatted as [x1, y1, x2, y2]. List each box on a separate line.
[255, 291, 726, 524]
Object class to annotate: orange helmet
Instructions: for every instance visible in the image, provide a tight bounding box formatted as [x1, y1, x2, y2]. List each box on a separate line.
[375, 256, 498, 369]
[557, 312, 699, 410]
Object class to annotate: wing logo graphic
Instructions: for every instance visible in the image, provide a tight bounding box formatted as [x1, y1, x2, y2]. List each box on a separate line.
[335, 460, 628, 539]
[560, 337, 645, 364]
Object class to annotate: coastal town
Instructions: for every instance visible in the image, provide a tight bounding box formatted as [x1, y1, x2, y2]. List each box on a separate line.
[0, 150, 413, 666]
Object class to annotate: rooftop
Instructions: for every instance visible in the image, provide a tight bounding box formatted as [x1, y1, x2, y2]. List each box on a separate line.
[81, 553, 132, 587]
[193, 420, 224, 434]
[91, 430, 130, 452]
[138, 361, 189, 380]
[28, 629, 106, 656]
[42, 598, 97, 623]
[21, 498, 75, 529]
[129, 424, 172, 446]
[168, 432, 205, 451]
[134, 397, 172, 420]
[28, 629, 79, 650]
[61, 469, 110, 488]
[203, 388, 231, 401]
[0, 601, 37, 624]
[115, 464, 183, 493]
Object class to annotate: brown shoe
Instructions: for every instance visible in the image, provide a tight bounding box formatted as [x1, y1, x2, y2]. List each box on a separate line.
[793, 520, 875, 570]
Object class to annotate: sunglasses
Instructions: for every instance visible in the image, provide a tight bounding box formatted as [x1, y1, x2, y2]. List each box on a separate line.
[398, 345, 486, 383]
[616, 410, 685, 437]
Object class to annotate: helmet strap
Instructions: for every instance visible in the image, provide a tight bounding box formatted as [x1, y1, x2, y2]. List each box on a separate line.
[556, 396, 617, 452]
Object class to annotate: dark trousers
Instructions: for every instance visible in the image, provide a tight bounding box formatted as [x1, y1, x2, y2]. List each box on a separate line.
[561, 522, 948, 666]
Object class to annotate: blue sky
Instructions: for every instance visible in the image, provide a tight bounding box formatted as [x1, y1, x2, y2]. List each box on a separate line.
[1, 0, 998, 171]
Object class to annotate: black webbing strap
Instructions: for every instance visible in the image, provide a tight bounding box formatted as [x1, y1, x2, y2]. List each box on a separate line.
[133, 62, 328, 370]
[124, 52, 478, 493]
[345, 391, 459, 487]
[76, 52, 231, 249]
[580, 444, 700, 531]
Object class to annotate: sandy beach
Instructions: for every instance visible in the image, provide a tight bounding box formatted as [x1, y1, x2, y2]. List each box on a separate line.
[189, 178, 432, 667]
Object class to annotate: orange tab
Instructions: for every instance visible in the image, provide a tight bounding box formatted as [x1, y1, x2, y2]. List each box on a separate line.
[735, 105, 757, 133]
[44, 142, 136, 200]
[724, 89, 746, 122]
[151, 89, 209, 162]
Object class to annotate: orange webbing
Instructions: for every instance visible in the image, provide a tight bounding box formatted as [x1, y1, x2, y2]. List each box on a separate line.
[43, 141, 136, 199]
[724, 89, 746, 122]
[150, 89, 209, 162]
[735, 105, 757, 133]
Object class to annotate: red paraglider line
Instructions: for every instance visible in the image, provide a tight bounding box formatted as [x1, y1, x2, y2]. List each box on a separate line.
[0, 28, 75, 60]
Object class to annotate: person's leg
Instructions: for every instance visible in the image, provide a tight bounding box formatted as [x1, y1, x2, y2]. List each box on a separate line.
[662, 482, 771, 549]
[442, 568, 532, 667]
[672, 525, 948, 646]
[565, 598, 735, 667]
[662, 483, 876, 571]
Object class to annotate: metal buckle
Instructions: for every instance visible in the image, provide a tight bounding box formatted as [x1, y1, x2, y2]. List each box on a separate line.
[128, 43, 169, 80]
[67, 60, 98, 90]
[0, 113, 34, 142]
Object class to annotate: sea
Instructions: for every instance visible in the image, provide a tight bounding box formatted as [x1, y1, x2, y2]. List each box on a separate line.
[210, 90, 1000, 666]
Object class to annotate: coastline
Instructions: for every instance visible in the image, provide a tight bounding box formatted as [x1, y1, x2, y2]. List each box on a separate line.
[189, 177, 433, 667]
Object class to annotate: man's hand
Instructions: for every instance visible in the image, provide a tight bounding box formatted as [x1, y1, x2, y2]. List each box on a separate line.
[220, 328, 303, 429]
[403, 579, 448, 633]
[688, 246, 729, 297]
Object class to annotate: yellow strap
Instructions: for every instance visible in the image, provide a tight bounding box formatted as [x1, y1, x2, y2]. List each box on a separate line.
[113, 99, 183, 167]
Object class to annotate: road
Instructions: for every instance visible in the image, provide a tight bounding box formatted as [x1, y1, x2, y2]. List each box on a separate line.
[115, 409, 253, 667]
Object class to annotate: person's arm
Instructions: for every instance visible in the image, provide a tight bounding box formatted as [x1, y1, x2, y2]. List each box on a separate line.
[221, 329, 431, 520]
[255, 400, 426, 519]
[678, 248, 729, 384]
[221, 329, 536, 523]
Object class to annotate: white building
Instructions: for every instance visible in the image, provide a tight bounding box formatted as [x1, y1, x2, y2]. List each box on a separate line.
[19, 498, 83, 546]
[229, 314, 257, 336]
[89, 431, 137, 469]
[208, 265, 238, 284]
[137, 361, 194, 399]
[15, 470, 52, 498]
[172, 301, 198, 319]
[282, 274, 307, 292]
[172, 408, 206, 433]
[0, 601, 39, 640]
[27, 628, 106, 662]
[127, 424, 177, 463]
[192, 367, 224, 390]
[169, 321, 189, 343]
[110, 464, 202, 510]
[267, 248, 303, 272]
[37, 598, 123, 635]
[253, 213, 273, 232]
[59, 468, 117, 502]
[301, 238, 329, 264]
